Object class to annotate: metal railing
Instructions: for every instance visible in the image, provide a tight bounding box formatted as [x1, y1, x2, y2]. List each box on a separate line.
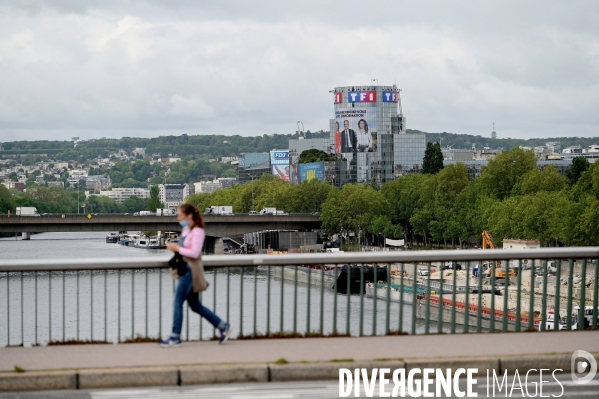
[0, 248, 598, 347]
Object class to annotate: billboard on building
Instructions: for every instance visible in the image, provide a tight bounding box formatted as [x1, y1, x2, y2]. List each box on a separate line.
[334, 107, 377, 154]
[298, 162, 324, 183]
[270, 150, 290, 181]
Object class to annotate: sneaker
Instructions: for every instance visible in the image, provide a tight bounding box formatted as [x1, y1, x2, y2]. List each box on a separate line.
[219, 323, 232, 345]
[158, 336, 181, 348]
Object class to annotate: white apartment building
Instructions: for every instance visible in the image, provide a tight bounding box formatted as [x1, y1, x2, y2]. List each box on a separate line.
[193, 178, 237, 194]
[100, 187, 151, 204]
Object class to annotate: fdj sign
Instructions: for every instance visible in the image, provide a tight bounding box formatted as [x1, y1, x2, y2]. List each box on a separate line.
[348, 91, 377, 103]
[273, 152, 289, 159]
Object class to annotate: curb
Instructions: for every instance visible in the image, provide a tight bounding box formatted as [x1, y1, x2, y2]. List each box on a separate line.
[79, 366, 179, 389]
[0, 353, 590, 392]
[0, 370, 77, 392]
[269, 361, 404, 381]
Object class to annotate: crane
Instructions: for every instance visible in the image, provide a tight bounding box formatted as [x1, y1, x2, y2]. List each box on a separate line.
[481, 230, 499, 277]
[482, 230, 496, 249]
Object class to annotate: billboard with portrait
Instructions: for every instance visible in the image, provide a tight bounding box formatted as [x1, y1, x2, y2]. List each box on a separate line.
[270, 150, 290, 181]
[298, 162, 324, 183]
[334, 107, 377, 154]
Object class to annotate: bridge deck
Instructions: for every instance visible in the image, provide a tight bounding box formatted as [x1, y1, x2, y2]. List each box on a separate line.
[0, 214, 321, 236]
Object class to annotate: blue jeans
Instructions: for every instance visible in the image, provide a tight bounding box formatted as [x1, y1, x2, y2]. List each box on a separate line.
[172, 265, 222, 336]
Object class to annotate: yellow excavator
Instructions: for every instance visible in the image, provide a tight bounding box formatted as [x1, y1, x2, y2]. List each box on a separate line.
[481, 230, 513, 278]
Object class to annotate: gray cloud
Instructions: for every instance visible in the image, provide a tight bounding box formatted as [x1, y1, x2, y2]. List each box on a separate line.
[0, 0, 598, 141]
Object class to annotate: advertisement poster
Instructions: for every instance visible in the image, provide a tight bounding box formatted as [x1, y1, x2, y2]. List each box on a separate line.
[298, 162, 324, 182]
[334, 107, 377, 154]
[270, 150, 290, 181]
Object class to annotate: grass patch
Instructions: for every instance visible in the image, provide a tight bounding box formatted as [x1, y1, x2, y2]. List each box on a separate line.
[274, 358, 289, 364]
[373, 357, 404, 362]
[235, 331, 351, 340]
[47, 339, 110, 346]
[14, 365, 25, 373]
[330, 358, 354, 363]
[122, 335, 159, 344]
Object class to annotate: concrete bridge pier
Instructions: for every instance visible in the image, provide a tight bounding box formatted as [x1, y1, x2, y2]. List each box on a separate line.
[21, 232, 30, 240]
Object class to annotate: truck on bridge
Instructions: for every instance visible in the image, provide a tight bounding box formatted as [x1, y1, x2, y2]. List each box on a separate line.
[16, 207, 40, 216]
[204, 206, 233, 215]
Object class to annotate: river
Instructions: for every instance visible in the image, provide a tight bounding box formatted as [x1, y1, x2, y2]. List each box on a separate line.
[0, 232, 459, 347]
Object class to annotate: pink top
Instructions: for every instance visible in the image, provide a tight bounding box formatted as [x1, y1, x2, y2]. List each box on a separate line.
[178, 226, 205, 259]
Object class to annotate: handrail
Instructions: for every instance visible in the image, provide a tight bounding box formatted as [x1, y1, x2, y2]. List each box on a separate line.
[0, 248, 597, 272]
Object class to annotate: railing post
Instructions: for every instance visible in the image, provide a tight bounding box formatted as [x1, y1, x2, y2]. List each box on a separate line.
[464, 261, 470, 333]
[477, 261, 483, 332]
[319, 266, 324, 336]
[385, 264, 391, 335]
[293, 265, 298, 335]
[267, 266, 271, 336]
[515, 259, 522, 332]
[593, 258, 599, 329]
[372, 265, 378, 336]
[502, 259, 509, 332]
[35, 271, 37, 346]
[438, 264, 444, 333]
[359, 264, 364, 337]
[333, 264, 338, 334]
[411, 263, 417, 335]
[253, 266, 258, 337]
[451, 262, 457, 334]
[490, 262, 496, 333]
[399, 263, 404, 333]
[307, 265, 311, 334]
[425, 262, 431, 334]
[554, 259, 562, 331]
[541, 260, 548, 331]
[346, 263, 351, 335]
[528, 260, 535, 331]
[566, 259, 574, 330]
[240, 266, 244, 337]
[579, 259, 587, 330]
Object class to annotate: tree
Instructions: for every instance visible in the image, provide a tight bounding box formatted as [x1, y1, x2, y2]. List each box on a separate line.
[565, 156, 589, 185]
[0, 184, 14, 214]
[122, 196, 147, 213]
[422, 142, 444, 174]
[148, 185, 163, 212]
[298, 149, 336, 164]
[478, 147, 537, 200]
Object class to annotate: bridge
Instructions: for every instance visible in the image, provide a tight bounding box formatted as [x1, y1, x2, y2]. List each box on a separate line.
[0, 248, 598, 394]
[0, 214, 322, 237]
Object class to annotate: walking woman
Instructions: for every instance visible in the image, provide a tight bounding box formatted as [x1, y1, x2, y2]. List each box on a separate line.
[159, 203, 231, 347]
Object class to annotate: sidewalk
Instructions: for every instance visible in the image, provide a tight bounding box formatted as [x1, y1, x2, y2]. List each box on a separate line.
[1, 331, 598, 391]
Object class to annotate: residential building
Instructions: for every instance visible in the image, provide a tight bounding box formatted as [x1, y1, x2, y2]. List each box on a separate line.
[99, 187, 151, 204]
[158, 184, 190, 210]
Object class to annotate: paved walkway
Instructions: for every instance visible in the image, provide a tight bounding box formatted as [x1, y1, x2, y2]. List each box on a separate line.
[2, 331, 598, 372]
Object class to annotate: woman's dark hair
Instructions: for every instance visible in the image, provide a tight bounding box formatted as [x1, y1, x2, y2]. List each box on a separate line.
[358, 119, 369, 133]
[179, 203, 205, 228]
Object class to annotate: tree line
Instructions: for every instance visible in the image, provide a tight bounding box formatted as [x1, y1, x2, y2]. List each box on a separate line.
[188, 149, 598, 247]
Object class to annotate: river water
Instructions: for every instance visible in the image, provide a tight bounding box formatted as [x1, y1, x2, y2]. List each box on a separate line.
[0, 232, 454, 347]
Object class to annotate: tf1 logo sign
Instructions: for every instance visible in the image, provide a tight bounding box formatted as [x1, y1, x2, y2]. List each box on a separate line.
[383, 91, 399, 103]
[348, 91, 376, 103]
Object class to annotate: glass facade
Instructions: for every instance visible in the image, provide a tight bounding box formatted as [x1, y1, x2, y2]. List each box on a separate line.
[326, 85, 425, 186]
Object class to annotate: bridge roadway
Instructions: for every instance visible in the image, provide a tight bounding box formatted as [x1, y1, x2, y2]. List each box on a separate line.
[0, 214, 322, 237]
[0, 332, 598, 395]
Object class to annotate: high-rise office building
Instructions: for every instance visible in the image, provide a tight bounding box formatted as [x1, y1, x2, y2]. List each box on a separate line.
[327, 85, 426, 186]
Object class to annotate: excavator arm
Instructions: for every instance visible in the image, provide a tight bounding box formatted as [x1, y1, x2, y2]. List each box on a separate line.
[482, 230, 498, 277]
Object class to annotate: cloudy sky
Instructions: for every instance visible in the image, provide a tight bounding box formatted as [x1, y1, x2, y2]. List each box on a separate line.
[0, 0, 598, 142]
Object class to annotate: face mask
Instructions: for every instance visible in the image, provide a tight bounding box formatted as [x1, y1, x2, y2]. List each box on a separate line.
[179, 220, 189, 227]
